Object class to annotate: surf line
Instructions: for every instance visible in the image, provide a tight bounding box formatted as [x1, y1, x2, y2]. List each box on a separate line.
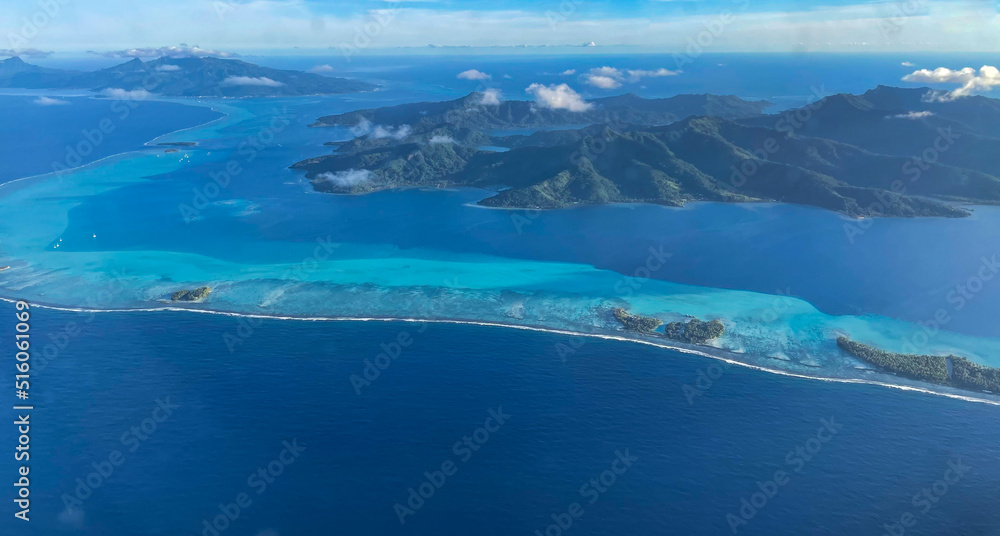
[1, 297, 998, 407]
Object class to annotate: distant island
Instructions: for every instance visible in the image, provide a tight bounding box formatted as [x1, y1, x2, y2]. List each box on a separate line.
[837, 337, 1000, 394]
[0, 56, 376, 97]
[293, 86, 1000, 218]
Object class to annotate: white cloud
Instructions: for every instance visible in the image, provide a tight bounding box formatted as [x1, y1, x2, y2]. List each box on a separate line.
[478, 88, 503, 105]
[316, 169, 372, 187]
[221, 76, 284, 87]
[902, 65, 1000, 99]
[0, 48, 52, 58]
[156, 64, 180, 71]
[589, 66, 620, 77]
[309, 64, 334, 74]
[429, 134, 455, 144]
[585, 75, 621, 89]
[372, 124, 412, 140]
[350, 118, 373, 137]
[100, 45, 235, 59]
[349, 119, 412, 140]
[458, 69, 491, 80]
[99, 88, 153, 100]
[626, 68, 679, 79]
[32, 96, 70, 106]
[58, 507, 84, 528]
[525, 83, 591, 112]
[561, 69, 576, 75]
[891, 111, 934, 119]
[901, 61, 915, 67]
[583, 66, 679, 88]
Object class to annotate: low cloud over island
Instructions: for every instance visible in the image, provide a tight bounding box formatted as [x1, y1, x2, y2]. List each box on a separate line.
[221, 76, 284, 87]
[315, 169, 372, 188]
[902, 65, 1000, 100]
[525, 83, 591, 111]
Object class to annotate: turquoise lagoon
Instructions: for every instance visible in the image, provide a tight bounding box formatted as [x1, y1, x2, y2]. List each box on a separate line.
[1, 94, 1000, 402]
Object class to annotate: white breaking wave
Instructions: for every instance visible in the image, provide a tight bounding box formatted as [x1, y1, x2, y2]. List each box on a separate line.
[1, 296, 997, 407]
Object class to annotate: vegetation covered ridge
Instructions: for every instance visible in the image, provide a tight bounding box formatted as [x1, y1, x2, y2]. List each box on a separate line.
[170, 286, 212, 302]
[293, 85, 1000, 218]
[612, 308, 725, 345]
[837, 337, 1000, 394]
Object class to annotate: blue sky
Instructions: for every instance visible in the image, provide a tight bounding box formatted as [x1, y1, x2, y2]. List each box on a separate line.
[2, 0, 997, 55]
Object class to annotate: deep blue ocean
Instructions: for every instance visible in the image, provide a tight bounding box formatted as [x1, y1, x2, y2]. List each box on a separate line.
[0, 94, 222, 182]
[2, 306, 999, 536]
[2, 54, 1000, 535]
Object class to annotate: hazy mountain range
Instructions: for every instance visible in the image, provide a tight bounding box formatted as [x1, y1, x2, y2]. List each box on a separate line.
[0, 56, 375, 97]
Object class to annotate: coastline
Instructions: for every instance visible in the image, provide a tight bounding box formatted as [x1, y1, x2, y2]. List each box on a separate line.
[3, 95, 999, 407]
[4, 295, 999, 407]
[311, 178, 973, 221]
[0, 94, 233, 192]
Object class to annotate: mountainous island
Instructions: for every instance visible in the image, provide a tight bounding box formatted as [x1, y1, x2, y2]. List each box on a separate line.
[293, 86, 1000, 217]
[0, 56, 375, 97]
[311, 92, 773, 129]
